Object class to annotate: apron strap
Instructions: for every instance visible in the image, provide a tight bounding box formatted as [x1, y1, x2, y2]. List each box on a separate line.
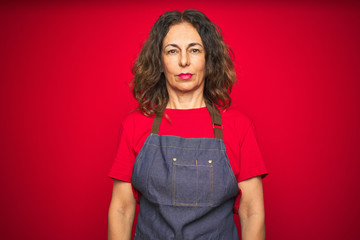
[150, 111, 163, 135]
[206, 103, 223, 139]
[150, 102, 223, 139]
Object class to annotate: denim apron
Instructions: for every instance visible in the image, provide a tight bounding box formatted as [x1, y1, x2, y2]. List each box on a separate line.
[131, 103, 240, 240]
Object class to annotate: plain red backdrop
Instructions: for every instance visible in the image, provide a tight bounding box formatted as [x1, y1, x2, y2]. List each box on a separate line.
[1, 0, 360, 239]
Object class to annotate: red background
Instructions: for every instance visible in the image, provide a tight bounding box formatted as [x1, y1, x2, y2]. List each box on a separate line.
[1, 1, 360, 239]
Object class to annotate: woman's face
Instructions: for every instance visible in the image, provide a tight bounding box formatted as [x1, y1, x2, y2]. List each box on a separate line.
[161, 21, 206, 95]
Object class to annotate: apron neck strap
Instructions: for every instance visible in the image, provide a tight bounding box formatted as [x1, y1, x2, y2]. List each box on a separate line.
[150, 102, 223, 139]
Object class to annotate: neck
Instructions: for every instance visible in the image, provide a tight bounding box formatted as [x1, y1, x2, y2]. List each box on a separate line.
[166, 88, 206, 109]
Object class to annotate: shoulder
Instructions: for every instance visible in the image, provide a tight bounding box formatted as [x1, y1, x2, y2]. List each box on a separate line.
[119, 109, 154, 149]
[220, 106, 255, 145]
[120, 109, 154, 128]
[220, 107, 253, 129]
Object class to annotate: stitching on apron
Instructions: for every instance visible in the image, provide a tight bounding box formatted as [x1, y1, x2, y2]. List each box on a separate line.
[137, 134, 153, 163]
[196, 160, 198, 206]
[221, 142, 239, 190]
[173, 164, 176, 205]
[146, 143, 225, 151]
[173, 163, 212, 167]
[174, 202, 212, 206]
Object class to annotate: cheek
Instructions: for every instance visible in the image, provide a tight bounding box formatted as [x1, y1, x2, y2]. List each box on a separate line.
[164, 60, 176, 73]
[192, 55, 205, 69]
[195, 59, 206, 74]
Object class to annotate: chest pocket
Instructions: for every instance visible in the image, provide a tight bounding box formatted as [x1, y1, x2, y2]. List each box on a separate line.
[172, 158, 213, 206]
[144, 142, 223, 207]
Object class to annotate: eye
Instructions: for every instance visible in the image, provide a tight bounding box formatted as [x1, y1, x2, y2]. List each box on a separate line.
[190, 49, 200, 53]
[167, 49, 177, 54]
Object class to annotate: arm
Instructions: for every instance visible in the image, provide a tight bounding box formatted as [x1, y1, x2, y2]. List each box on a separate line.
[108, 179, 136, 240]
[238, 176, 265, 240]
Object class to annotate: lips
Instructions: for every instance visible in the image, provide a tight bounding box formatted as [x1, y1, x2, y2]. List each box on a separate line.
[178, 73, 193, 80]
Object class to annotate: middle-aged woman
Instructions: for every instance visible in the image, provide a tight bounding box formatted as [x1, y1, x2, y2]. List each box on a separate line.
[108, 9, 268, 240]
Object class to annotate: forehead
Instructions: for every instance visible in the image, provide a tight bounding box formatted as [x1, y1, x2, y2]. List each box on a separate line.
[163, 22, 203, 46]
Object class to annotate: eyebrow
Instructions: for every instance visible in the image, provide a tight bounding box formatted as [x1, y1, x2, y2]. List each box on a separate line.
[163, 42, 203, 50]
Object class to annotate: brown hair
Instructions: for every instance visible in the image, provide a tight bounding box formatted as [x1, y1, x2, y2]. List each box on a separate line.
[131, 9, 236, 116]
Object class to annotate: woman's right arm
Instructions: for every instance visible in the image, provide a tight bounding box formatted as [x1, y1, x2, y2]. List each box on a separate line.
[108, 179, 136, 240]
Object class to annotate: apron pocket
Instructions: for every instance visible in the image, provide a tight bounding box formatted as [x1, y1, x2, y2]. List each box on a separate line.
[173, 162, 213, 206]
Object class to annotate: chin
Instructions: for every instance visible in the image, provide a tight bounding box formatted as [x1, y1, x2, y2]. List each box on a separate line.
[178, 82, 198, 90]
[167, 79, 204, 94]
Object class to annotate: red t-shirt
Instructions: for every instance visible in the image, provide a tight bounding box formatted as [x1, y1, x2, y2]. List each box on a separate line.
[108, 106, 268, 211]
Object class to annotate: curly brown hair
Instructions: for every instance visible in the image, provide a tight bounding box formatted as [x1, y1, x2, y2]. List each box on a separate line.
[131, 9, 236, 116]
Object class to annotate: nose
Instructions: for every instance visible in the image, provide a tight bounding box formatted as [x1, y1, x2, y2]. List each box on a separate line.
[179, 51, 190, 67]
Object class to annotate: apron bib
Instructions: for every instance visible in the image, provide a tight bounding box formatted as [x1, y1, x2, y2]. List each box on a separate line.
[131, 103, 239, 240]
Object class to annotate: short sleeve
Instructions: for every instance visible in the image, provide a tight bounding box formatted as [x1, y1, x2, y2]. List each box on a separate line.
[108, 119, 136, 182]
[237, 121, 268, 182]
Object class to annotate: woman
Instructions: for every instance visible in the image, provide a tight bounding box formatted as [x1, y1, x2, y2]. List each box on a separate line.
[108, 9, 268, 240]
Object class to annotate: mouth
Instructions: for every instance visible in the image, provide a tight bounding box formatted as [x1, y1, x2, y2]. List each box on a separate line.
[177, 73, 193, 80]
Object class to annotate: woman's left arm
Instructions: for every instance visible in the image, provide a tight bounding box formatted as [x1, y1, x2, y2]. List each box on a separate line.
[238, 176, 265, 240]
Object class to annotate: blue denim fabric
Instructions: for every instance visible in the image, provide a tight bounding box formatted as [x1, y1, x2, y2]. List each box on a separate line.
[131, 134, 239, 240]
